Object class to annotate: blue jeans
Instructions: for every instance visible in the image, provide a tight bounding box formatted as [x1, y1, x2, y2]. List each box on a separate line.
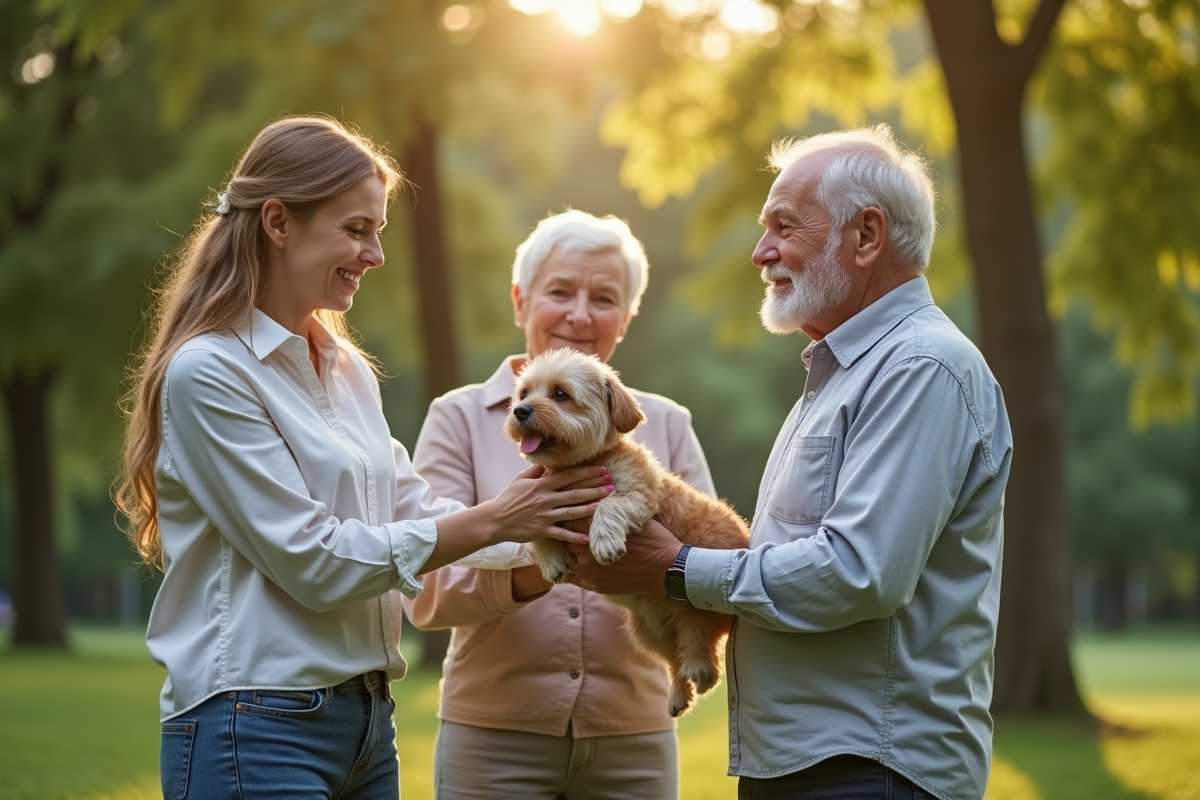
[160, 671, 399, 799]
[737, 755, 936, 800]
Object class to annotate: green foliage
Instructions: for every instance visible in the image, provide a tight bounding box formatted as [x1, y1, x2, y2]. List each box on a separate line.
[602, 2, 906, 208]
[1038, 0, 1200, 429]
[600, 4, 981, 353]
[1061, 306, 1199, 571]
[0, 3, 189, 539]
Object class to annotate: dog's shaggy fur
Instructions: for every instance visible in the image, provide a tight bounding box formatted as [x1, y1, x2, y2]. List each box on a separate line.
[504, 349, 751, 716]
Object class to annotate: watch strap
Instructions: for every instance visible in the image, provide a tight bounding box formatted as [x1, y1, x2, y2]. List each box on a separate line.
[665, 544, 692, 602]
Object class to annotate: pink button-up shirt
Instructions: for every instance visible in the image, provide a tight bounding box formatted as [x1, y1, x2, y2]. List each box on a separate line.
[404, 356, 715, 737]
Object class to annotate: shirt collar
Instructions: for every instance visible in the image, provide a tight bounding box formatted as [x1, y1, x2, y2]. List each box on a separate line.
[821, 276, 935, 369]
[482, 355, 527, 408]
[234, 308, 338, 361]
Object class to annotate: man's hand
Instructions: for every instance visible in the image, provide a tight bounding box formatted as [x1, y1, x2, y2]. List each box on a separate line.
[564, 519, 682, 596]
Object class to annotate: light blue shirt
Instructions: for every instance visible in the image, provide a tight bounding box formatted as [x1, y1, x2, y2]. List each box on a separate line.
[686, 277, 1012, 800]
[149, 310, 463, 721]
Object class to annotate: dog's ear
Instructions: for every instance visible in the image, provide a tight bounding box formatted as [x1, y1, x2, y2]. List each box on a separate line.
[606, 380, 645, 434]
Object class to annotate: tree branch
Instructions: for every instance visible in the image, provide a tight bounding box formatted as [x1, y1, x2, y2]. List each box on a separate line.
[1014, 0, 1069, 87]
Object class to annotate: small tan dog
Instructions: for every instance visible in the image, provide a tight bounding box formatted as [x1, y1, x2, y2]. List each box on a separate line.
[504, 348, 750, 716]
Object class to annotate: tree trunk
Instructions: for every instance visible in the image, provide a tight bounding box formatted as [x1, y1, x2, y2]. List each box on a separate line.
[1, 36, 84, 649]
[403, 122, 462, 404]
[1097, 563, 1128, 631]
[925, 0, 1085, 714]
[403, 122, 459, 669]
[1, 365, 67, 647]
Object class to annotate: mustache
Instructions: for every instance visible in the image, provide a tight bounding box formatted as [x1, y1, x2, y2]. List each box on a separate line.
[760, 264, 794, 284]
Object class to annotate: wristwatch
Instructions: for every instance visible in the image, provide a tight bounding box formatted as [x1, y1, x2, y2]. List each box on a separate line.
[665, 545, 692, 602]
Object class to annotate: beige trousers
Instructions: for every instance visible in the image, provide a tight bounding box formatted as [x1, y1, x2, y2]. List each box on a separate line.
[434, 720, 679, 800]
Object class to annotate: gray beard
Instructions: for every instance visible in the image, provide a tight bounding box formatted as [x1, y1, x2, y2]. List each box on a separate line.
[759, 235, 851, 335]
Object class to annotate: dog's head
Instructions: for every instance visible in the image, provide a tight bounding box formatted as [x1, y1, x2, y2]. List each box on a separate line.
[503, 349, 645, 469]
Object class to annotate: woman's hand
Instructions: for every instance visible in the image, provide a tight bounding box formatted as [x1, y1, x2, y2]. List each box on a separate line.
[487, 464, 613, 544]
[419, 465, 612, 575]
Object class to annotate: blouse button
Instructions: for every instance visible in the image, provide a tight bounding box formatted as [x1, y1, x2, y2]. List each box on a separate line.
[806, 391, 816, 399]
[568, 608, 579, 619]
[570, 670, 581, 680]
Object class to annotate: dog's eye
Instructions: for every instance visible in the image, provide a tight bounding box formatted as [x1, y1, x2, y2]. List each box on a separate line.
[519, 389, 528, 400]
[553, 388, 570, 402]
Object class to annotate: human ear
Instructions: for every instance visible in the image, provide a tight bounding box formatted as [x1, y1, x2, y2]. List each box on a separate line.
[261, 199, 289, 248]
[511, 285, 527, 327]
[854, 207, 887, 269]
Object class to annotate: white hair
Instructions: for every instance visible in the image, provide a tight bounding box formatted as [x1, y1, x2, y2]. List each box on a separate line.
[512, 210, 650, 316]
[767, 124, 937, 271]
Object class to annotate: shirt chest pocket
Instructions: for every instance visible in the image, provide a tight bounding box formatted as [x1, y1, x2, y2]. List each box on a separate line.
[765, 435, 836, 525]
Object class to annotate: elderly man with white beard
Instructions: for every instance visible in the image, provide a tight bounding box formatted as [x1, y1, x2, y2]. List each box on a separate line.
[565, 125, 1013, 800]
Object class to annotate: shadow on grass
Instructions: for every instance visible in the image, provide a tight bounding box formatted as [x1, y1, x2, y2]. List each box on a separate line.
[991, 712, 1153, 800]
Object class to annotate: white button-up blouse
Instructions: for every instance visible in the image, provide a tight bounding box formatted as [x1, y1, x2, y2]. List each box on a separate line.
[148, 309, 463, 721]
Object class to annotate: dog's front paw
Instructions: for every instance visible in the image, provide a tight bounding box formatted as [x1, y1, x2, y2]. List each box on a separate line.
[532, 541, 571, 583]
[587, 510, 629, 566]
[589, 529, 627, 566]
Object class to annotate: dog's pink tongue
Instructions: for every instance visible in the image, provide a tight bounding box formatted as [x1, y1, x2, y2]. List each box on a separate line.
[520, 434, 543, 454]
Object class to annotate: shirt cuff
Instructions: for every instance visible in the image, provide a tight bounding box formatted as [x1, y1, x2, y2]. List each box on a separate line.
[386, 518, 440, 599]
[480, 568, 537, 614]
[685, 547, 737, 613]
[451, 541, 533, 570]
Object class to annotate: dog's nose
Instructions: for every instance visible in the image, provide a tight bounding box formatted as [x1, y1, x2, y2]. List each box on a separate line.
[513, 404, 533, 422]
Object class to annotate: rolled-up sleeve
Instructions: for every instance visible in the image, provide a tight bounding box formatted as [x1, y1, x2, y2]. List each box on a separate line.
[163, 347, 442, 608]
[687, 357, 979, 632]
[403, 398, 530, 630]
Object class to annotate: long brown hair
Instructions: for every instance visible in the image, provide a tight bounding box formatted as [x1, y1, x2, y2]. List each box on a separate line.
[117, 116, 401, 569]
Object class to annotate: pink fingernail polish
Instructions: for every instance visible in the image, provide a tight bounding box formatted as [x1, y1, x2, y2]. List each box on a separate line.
[605, 485, 615, 493]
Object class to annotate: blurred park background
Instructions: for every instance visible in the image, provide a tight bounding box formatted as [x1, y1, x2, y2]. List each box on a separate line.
[1, 0, 1198, 797]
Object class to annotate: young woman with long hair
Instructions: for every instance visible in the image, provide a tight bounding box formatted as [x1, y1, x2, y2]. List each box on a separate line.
[116, 116, 611, 799]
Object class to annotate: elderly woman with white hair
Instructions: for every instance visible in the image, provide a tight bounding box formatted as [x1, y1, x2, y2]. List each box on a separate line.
[404, 210, 714, 799]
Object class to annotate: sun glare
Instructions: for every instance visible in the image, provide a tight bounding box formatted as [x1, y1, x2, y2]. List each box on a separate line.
[18, 51, 55, 85]
[507, 0, 778, 40]
[443, 5, 472, 31]
[558, 0, 603, 35]
[510, 0, 559, 13]
[719, 0, 779, 34]
[600, 0, 644, 19]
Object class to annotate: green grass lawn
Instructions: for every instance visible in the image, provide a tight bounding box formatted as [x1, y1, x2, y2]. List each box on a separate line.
[0, 624, 1196, 799]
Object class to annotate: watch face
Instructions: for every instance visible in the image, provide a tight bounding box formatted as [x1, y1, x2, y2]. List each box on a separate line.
[666, 570, 688, 600]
